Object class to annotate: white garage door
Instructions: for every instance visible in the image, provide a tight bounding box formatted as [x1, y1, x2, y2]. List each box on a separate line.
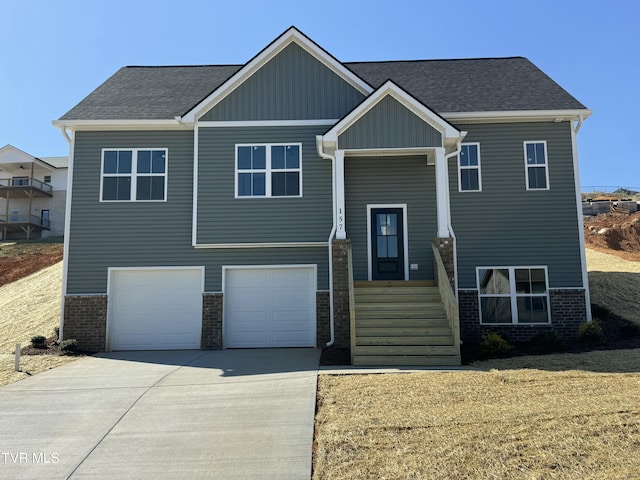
[108, 268, 203, 350]
[224, 266, 316, 348]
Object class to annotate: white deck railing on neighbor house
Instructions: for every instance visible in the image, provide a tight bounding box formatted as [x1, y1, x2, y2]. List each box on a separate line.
[0, 178, 53, 195]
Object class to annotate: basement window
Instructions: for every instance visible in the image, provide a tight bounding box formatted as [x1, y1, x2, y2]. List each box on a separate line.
[477, 266, 550, 324]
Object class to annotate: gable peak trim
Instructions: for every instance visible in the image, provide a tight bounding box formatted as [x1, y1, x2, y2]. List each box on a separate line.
[323, 80, 461, 145]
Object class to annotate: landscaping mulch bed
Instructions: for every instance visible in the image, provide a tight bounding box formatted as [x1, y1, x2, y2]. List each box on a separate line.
[19, 336, 84, 357]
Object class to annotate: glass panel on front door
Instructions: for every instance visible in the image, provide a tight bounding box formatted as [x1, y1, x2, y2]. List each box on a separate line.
[376, 214, 398, 259]
[371, 208, 405, 280]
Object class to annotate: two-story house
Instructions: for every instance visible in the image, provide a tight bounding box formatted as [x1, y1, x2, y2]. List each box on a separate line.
[0, 144, 68, 240]
[54, 27, 591, 365]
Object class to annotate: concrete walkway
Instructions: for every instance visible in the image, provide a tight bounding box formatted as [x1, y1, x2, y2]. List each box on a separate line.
[0, 349, 320, 480]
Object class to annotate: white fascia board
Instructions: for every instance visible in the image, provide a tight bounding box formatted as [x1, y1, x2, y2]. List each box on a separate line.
[198, 119, 339, 128]
[51, 119, 189, 131]
[441, 109, 593, 123]
[324, 81, 461, 145]
[181, 27, 372, 123]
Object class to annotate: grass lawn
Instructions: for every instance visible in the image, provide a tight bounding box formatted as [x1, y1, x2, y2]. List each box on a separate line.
[314, 349, 640, 480]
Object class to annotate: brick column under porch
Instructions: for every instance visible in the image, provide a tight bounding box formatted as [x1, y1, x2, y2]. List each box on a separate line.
[332, 238, 352, 349]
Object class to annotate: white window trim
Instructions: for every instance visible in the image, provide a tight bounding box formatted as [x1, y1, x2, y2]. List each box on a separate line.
[100, 148, 168, 202]
[476, 266, 551, 325]
[366, 204, 409, 281]
[234, 143, 303, 198]
[523, 140, 550, 191]
[458, 142, 482, 192]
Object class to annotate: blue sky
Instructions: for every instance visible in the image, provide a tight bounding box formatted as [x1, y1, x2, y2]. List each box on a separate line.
[1, 0, 638, 190]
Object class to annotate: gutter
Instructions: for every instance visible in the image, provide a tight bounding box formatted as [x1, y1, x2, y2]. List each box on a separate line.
[443, 137, 464, 292]
[55, 125, 75, 343]
[316, 136, 336, 347]
[571, 114, 592, 321]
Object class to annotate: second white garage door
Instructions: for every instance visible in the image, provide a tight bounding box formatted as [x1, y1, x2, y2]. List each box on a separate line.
[224, 266, 316, 348]
[108, 267, 204, 351]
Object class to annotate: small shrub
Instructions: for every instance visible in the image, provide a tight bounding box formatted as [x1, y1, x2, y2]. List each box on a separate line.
[577, 321, 605, 347]
[480, 332, 512, 358]
[31, 335, 47, 348]
[528, 331, 566, 353]
[60, 339, 78, 352]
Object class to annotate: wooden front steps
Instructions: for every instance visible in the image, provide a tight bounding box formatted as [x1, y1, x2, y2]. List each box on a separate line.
[352, 281, 461, 366]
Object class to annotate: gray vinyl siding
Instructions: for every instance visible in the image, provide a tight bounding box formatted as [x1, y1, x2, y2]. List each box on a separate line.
[197, 125, 332, 244]
[201, 43, 365, 121]
[338, 96, 442, 150]
[449, 121, 583, 289]
[66, 130, 329, 294]
[345, 155, 437, 281]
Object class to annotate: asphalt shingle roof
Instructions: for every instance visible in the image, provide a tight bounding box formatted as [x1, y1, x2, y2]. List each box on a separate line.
[59, 57, 586, 121]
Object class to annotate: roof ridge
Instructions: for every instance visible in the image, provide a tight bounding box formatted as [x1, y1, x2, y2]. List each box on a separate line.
[124, 64, 243, 69]
[345, 56, 527, 65]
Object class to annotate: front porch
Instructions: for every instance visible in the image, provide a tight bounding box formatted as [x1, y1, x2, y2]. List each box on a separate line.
[334, 238, 461, 366]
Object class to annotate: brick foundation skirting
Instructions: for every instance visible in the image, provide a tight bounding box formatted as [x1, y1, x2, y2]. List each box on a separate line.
[202, 293, 223, 350]
[459, 288, 588, 344]
[63, 295, 108, 352]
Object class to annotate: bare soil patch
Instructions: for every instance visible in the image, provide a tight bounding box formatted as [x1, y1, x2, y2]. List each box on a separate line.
[584, 212, 640, 261]
[0, 240, 63, 287]
[314, 354, 640, 480]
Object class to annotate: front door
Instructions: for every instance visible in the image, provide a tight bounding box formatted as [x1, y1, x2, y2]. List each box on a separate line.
[371, 208, 405, 280]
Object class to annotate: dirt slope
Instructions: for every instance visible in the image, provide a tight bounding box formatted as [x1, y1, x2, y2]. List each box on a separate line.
[584, 212, 640, 261]
[0, 241, 63, 287]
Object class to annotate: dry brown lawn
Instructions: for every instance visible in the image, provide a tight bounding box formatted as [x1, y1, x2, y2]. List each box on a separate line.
[315, 351, 640, 480]
[0, 262, 79, 386]
[586, 248, 640, 325]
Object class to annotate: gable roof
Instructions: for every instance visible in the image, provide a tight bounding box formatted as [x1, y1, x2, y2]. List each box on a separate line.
[323, 80, 462, 147]
[57, 34, 588, 123]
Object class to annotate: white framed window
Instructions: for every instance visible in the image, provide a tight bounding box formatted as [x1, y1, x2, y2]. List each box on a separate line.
[101, 149, 167, 202]
[524, 141, 549, 190]
[235, 143, 302, 198]
[44, 175, 52, 184]
[458, 143, 481, 192]
[477, 266, 550, 324]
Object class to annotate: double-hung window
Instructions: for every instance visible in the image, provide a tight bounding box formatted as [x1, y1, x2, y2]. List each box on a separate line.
[458, 143, 481, 192]
[101, 149, 167, 201]
[524, 141, 549, 190]
[477, 266, 550, 324]
[236, 143, 301, 198]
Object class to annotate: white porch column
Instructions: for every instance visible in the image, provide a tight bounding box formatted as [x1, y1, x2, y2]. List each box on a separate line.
[335, 149, 346, 240]
[434, 147, 450, 238]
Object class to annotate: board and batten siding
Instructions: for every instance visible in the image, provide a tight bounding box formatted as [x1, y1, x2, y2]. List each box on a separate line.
[449, 121, 583, 289]
[345, 155, 437, 281]
[197, 125, 333, 244]
[338, 95, 443, 150]
[67, 131, 329, 295]
[200, 43, 365, 122]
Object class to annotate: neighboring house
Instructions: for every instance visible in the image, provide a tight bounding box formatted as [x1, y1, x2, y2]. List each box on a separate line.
[0, 145, 68, 240]
[54, 27, 591, 365]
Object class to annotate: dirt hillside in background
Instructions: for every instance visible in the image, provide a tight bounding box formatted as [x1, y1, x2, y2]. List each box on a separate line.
[584, 212, 640, 261]
[0, 242, 63, 287]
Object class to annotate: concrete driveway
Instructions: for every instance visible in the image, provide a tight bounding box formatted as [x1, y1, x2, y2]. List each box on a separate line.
[0, 348, 320, 479]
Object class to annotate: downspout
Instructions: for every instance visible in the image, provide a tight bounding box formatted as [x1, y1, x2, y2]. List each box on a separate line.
[56, 125, 74, 342]
[571, 115, 592, 321]
[316, 136, 336, 347]
[444, 138, 463, 292]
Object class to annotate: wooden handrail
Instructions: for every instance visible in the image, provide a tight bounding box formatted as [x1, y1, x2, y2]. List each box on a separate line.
[348, 245, 356, 365]
[432, 243, 461, 354]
